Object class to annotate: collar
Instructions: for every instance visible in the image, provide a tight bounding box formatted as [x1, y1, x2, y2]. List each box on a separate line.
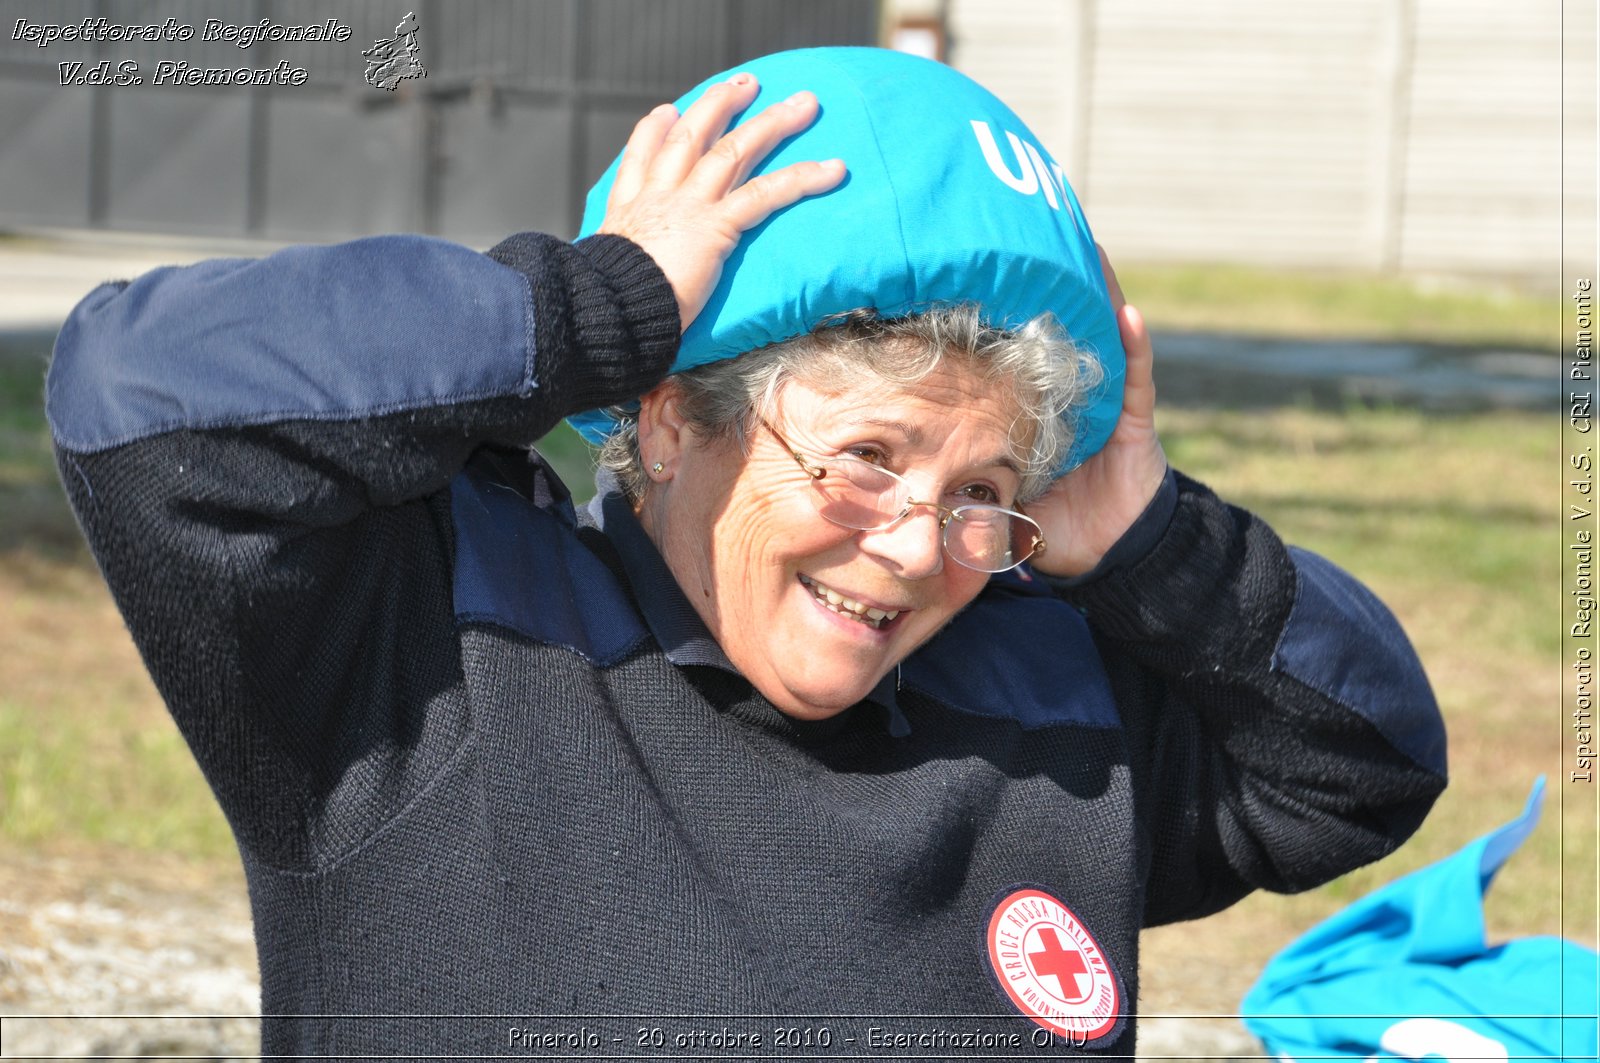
[584, 470, 910, 737]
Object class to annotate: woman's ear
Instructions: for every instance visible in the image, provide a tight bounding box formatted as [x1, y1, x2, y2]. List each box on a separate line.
[636, 380, 690, 479]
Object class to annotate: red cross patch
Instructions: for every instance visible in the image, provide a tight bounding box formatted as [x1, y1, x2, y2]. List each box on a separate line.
[984, 886, 1123, 1045]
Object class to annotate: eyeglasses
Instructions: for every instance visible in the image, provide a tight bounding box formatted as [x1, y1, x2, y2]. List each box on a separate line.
[759, 419, 1047, 574]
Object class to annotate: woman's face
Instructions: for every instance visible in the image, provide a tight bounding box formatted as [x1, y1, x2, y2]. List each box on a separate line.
[638, 364, 1026, 720]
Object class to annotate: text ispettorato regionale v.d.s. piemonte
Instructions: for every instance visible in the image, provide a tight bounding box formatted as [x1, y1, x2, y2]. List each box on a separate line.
[12, 15, 363, 88]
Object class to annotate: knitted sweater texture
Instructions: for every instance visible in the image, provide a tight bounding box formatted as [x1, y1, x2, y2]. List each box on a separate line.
[46, 232, 1448, 1059]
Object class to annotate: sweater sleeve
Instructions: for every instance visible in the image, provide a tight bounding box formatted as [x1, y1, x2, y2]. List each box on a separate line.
[1053, 471, 1447, 926]
[46, 232, 678, 869]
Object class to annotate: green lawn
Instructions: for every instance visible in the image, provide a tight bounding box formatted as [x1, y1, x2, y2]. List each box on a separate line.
[1160, 404, 1578, 934]
[1118, 261, 1559, 351]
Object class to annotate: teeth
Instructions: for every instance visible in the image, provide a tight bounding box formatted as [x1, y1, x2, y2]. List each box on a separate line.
[800, 575, 902, 630]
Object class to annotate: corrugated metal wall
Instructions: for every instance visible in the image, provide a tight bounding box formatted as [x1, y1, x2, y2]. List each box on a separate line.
[939, 0, 1590, 280]
[0, 0, 880, 245]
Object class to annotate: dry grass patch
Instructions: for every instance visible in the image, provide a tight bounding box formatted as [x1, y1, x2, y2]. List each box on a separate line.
[0, 550, 234, 859]
[0, 355, 233, 862]
[1120, 262, 1558, 350]
[1140, 405, 1585, 1022]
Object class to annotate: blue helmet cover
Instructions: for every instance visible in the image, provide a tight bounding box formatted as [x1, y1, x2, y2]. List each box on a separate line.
[570, 46, 1125, 475]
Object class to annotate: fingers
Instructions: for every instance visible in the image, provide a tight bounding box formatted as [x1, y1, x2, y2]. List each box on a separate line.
[1097, 243, 1152, 418]
[1095, 243, 1126, 311]
[1117, 303, 1157, 422]
[722, 157, 846, 231]
[595, 75, 845, 333]
[685, 90, 823, 198]
[645, 73, 761, 189]
[610, 79, 828, 213]
[609, 103, 678, 213]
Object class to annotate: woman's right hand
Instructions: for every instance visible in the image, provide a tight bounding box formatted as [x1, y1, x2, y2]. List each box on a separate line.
[597, 74, 845, 333]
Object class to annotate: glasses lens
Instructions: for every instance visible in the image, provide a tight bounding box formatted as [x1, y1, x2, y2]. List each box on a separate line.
[946, 507, 1044, 573]
[810, 458, 904, 529]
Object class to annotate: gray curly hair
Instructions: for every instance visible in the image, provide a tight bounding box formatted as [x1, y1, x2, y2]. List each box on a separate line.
[597, 305, 1102, 503]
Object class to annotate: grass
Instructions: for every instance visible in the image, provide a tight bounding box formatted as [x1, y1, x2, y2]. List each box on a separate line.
[533, 420, 598, 501]
[1140, 401, 1592, 1016]
[0, 357, 239, 861]
[1161, 404, 1581, 913]
[1118, 261, 1561, 351]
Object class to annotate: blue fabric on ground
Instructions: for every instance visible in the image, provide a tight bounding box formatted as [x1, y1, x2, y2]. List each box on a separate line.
[1242, 777, 1599, 1061]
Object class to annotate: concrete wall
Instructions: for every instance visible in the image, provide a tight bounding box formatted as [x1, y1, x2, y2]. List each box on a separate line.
[895, 0, 1593, 282]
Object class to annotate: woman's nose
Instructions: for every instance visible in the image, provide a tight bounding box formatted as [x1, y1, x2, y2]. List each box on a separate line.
[858, 502, 946, 579]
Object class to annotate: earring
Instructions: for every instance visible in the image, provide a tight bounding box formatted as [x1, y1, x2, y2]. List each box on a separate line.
[651, 462, 665, 477]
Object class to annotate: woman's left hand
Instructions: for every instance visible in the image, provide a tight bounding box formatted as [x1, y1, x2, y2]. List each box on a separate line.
[1022, 246, 1169, 579]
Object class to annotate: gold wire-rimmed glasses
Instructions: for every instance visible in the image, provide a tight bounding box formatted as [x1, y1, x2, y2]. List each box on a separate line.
[758, 419, 1047, 574]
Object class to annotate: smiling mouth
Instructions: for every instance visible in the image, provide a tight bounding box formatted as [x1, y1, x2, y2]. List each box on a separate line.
[798, 574, 904, 631]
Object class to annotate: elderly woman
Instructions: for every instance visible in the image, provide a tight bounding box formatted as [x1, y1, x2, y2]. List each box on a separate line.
[48, 49, 1443, 1057]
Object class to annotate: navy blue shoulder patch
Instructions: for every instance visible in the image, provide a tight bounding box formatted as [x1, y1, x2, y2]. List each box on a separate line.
[902, 569, 1121, 731]
[450, 452, 648, 665]
[48, 237, 534, 453]
[1273, 547, 1445, 775]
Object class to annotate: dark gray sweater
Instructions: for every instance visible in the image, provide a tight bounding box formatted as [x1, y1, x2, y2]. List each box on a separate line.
[47, 231, 1447, 1058]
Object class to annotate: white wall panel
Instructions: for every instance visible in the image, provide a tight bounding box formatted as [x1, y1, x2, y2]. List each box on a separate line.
[947, 0, 1093, 178]
[893, 0, 1590, 280]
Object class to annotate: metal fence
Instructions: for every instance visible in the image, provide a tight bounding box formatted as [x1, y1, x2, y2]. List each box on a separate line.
[0, 0, 880, 245]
